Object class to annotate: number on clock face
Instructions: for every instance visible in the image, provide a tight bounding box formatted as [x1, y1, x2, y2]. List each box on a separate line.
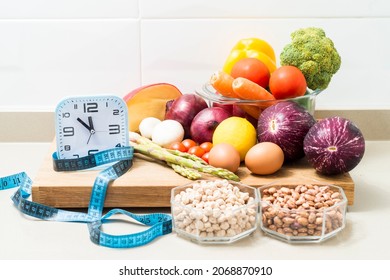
[55, 96, 129, 159]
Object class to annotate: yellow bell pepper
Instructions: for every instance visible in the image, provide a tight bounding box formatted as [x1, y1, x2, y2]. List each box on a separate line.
[222, 38, 277, 74]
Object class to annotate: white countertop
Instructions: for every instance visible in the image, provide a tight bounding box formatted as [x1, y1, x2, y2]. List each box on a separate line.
[1, 141, 389, 260]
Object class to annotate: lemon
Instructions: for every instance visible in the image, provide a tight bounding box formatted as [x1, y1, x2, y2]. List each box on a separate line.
[212, 117, 257, 161]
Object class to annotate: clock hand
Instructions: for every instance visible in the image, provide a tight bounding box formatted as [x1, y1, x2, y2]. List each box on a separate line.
[88, 116, 95, 133]
[77, 117, 92, 131]
[77, 117, 95, 144]
[87, 133, 92, 145]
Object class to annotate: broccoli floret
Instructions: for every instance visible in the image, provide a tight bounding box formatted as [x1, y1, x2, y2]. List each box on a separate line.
[280, 27, 341, 90]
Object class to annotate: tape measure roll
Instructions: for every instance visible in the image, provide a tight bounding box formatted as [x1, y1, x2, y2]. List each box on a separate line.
[52, 146, 133, 172]
[1, 146, 173, 248]
[89, 209, 172, 248]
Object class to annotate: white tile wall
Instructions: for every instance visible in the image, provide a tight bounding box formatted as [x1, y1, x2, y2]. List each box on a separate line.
[0, 19, 140, 111]
[0, 0, 389, 111]
[140, 0, 390, 18]
[0, 0, 139, 19]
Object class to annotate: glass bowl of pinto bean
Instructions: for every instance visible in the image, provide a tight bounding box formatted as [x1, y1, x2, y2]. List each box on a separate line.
[258, 180, 347, 243]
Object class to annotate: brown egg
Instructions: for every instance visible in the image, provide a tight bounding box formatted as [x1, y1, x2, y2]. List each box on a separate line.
[209, 143, 241, 173]
[245, 142, 284, 175]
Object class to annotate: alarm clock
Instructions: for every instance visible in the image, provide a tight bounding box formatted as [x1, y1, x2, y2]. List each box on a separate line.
[55, 95, 129, 159]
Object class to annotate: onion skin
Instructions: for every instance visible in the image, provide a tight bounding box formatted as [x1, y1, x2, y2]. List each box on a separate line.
[257, 101, 316, 161]
[190, 107, 231, 143]
[165, 94, 208, 138]
[165, 99, 175, 113]
[303, 117, 365, 175]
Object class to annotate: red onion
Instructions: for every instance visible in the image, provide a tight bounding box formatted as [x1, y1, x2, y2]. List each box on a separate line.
[190, 107, 231, 143]
[165, 94, 208, 138]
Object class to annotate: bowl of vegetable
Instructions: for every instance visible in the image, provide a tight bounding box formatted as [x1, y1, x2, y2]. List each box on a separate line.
[196, 26, 342, 119]
[196, 82, 322, 117]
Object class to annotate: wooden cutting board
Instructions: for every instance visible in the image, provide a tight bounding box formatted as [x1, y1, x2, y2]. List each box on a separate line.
[31, 141, 355, 208]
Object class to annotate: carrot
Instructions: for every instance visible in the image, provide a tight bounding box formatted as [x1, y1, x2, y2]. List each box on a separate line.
[210, 71, 269, 119]
[232, 77, 275, 101]
[210, 70, 237, 98]
[239, 105, 262, 119]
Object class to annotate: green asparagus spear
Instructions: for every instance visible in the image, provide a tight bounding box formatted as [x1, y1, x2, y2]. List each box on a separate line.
[167, 163, 202, 180]
[130, 137, 240, 181]
[166, 149, 208, 165]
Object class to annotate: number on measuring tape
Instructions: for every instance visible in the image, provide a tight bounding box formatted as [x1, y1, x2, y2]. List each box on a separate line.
[0, 172, 27, 191]
[1, 146, 172, 248]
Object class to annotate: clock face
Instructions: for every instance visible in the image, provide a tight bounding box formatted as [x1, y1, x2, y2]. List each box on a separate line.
[55, 95, 129, 159]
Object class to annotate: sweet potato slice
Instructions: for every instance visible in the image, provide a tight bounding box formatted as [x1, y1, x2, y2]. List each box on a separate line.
[123, 83, 182, 132]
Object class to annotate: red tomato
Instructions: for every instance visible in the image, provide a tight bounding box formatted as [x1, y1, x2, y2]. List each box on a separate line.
[188, 146, 205, 158]
[231, 58, 270, 88]
[181, 139, 197, 151]
[168, 142, 187, 152]
[199, 142, 213, 153]
[269, 66, 307, 99]
[201, 152, 210, 163]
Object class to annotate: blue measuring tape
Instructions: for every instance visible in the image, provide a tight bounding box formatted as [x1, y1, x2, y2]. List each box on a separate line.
[0, 146, 172, 248]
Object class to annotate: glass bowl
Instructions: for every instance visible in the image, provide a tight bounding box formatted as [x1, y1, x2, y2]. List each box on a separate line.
[258, 180, 347, 243]
[195, 82, 322, 115]
[171, 179, 259, 244]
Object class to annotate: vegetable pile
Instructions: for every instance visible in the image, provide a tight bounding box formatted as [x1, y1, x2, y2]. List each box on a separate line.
[123, 26, 364, 178]
[210, 27, 342, 116]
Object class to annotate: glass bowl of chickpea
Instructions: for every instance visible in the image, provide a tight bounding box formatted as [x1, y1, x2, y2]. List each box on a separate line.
[171, 179, 259, 244]
[258, 179, 348, 243]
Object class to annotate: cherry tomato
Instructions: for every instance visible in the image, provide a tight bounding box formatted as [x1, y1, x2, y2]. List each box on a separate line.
[201, 152, 210, 163]
[168, 141, 187, 152]
[199, 142, 213, 153]
[269, 66, 307, 99]
[187, 146, 205, 158]
[231, 58, 270, 88]
[181, 139, 197, 151]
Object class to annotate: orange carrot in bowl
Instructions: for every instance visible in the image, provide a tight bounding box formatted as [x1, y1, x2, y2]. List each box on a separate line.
[210, 70, 237, 98]
[210, 71, 270, 119]
[239, 105, 262, 119]
[232, 77, 275, 101]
